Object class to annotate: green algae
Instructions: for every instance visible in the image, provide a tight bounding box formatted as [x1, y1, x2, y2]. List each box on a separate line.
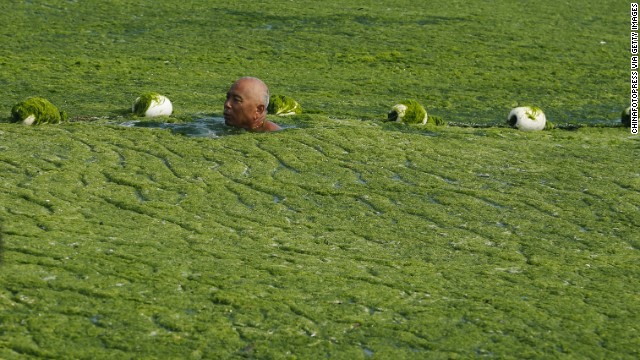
[544, 119, 555, 130]
[1, 118, 639, 358]
[267, 94, 302, 116]
[10, 97, 67, 125]
[426, 114, 446, 126]
[526, 106, 543, 121]
[0, 220, 3, 264]
[0, 0, 638, 358]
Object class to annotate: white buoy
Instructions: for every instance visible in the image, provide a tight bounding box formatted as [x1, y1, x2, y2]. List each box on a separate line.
[132, 93, 173, 117]
[508, 106, 546, 131]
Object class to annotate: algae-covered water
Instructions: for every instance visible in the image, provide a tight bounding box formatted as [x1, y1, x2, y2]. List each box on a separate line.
[1, 0, 639, 359]
[0, 0, 628, 123]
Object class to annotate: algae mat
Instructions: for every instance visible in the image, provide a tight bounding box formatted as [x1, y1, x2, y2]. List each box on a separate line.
[0, 0, 638, 358]
[1, 118, 639, 358]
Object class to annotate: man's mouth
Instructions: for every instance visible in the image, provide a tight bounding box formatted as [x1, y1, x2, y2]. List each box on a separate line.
[223, 113, 234, 125]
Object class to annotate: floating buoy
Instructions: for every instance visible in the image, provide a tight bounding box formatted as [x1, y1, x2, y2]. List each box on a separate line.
[387, 100, 444, 125]
[11, 97, 67, 125]
[508, 106, 547, 131]
[132, 93, 173, 117]
[387, 100, 428, 124]
[621, 106, 631, 127]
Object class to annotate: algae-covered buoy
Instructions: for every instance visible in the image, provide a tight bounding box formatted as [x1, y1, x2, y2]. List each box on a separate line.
[387, 100, 428, 124]
[267, 94, 302, 116]
[132, 93, 173, 117]
[11, 97, 67, 125]
[621, 106, 631, 127]
[508, 106, 547, 131]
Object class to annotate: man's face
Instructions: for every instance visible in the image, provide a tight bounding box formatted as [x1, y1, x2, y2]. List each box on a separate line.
[223, 81, 259, 129]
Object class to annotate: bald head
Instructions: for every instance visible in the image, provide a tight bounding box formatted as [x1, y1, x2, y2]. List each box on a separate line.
[224, 77, 280, 131]
[234, 77, 269, 108]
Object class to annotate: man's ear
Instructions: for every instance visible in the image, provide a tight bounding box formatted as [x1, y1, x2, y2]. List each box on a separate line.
[257, 104, 266, 114]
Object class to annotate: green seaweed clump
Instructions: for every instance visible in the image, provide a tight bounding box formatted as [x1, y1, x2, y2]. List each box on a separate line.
[132, 92, 163, 116]
[267, 94, 302, 116]
[10, 97, 67, 125]
[427, 114, 446, 126]
[387, 100, 428, 124]
[621, 107, 631, 127]
[527, 106, 542, 120]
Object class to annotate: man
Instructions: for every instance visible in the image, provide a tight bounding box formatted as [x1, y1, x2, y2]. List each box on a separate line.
[223, 77, 281, 132]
